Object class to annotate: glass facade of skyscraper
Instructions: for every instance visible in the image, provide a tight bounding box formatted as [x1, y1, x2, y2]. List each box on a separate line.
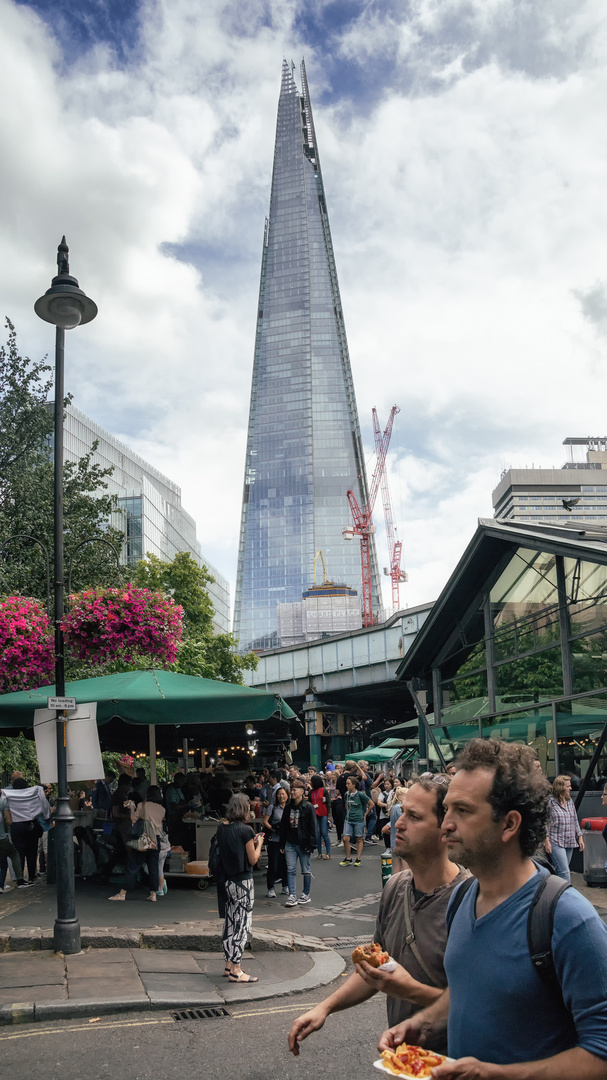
[234, 60, 381, 652]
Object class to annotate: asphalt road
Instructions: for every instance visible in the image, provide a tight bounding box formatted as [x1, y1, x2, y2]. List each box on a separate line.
[0, 966, 388, 1080]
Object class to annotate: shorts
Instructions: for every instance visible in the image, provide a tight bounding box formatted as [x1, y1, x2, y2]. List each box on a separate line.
[343, 821, 364, 839]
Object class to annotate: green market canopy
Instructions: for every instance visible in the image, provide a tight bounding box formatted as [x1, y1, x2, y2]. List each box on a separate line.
[0, 670, 296, 753]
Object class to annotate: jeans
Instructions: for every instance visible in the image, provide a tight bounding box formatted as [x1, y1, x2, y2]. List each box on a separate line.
[0, 836, 23, 888]
[365, 810, 377, 840]
[550, 843, 574, 882]
[266, 842, 287, 890]
[331, 799, 344, 841]
[315, 815, 331, 855]
[124, 845, 159, 893]
[11, 820, 42, 880]
[284, 841, 311, 897]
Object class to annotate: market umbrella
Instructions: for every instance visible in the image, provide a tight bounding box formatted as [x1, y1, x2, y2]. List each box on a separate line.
[0, 669, 296, 728]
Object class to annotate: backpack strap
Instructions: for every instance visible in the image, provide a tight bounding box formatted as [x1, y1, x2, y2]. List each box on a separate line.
[445, 876, 475, 933]
[527, 874, 570, 998]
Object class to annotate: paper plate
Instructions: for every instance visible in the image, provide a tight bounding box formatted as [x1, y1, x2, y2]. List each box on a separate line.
[373, 1055, 454, 1077]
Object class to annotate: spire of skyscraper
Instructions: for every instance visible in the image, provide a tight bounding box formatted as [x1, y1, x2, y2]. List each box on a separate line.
[233, 60, 381, 651]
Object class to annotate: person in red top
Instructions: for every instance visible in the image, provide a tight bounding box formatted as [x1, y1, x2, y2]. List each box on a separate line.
[310, 775, 332, 859]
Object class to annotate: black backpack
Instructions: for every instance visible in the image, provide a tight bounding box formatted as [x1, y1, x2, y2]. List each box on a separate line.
[446, 865, 570, 1002]
[208, 831, 226, 885]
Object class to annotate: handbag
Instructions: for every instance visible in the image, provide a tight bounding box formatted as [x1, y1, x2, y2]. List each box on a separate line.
[126, 817, 157, 852]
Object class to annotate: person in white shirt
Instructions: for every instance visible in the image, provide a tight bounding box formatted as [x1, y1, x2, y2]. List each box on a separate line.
[2, 779, 50, 882]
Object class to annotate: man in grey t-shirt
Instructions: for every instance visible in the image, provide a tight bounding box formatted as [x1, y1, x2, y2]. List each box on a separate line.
[288, 775, 469, 1056]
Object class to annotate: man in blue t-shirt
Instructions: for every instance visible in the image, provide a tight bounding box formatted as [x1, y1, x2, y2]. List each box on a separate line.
[378, 738, 607, 1080]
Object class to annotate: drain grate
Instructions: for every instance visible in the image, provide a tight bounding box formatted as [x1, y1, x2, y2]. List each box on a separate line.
[171, 1007, 231, 1022]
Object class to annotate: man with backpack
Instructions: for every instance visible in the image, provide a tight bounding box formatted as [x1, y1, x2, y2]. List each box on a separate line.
[288, 774, 468, 1056]
[379, 739, 607, 1079]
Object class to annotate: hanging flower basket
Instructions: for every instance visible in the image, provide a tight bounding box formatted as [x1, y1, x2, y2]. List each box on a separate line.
[62, 584, 183, 666]
[0, 596, 54, 693]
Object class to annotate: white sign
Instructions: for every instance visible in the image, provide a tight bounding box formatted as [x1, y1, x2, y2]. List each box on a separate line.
[47, 696, 77, 712]
[34, 703, 103, 784]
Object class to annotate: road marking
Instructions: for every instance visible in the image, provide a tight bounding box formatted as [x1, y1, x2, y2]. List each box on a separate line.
[232, 1003, 319, 1018]
[0, 1017, 175, 1042]
[0, 1000, 323, 1041]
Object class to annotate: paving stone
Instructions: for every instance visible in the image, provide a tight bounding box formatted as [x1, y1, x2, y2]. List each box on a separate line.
[0, 969, 64, 989]
[68, 975, 144, 999]
[135, 952, 202, 974]
[139, 972, 216, 995]
[0, 984, 65, 1004]
[66, 960, 135, 979]
[69, 948, 138, 965]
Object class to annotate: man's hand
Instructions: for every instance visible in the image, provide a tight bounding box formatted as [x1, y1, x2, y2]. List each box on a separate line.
[431, 1058, 499, 1080]
[378, 1015, 430, 1054]
[287, 1005, 327, 1056]
[355, 960, 429, 1003]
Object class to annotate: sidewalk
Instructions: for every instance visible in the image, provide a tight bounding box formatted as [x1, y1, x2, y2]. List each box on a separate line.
[0, 945, 345, 1025]
[0, 852, 604, 1027]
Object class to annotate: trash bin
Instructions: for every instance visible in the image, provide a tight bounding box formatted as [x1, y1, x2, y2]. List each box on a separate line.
[581, 818, 607, 886]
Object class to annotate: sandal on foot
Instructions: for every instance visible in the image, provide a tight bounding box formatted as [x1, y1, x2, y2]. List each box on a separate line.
[146, 894, 157, 902]
[223, 966, 231, 977]
[108, 893, 125, 901]
[228, 971, 258, 983]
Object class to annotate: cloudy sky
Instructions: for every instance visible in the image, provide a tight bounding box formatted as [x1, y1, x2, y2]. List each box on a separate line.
[2, 0, 607, 619]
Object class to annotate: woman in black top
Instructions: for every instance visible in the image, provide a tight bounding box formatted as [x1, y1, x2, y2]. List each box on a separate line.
[217, 793, 264, 983]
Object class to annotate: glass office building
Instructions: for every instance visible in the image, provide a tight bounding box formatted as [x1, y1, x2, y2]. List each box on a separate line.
[63, 405, 230, 634]
[234, 60, 381, 652]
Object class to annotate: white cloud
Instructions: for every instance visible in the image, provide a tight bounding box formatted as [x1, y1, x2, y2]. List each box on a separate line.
[1, 0, 607, 626]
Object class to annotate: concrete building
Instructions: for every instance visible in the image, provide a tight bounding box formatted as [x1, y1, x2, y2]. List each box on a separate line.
[277, 583, 362, 646]
[493, 437, 607, 526]
[63, 404, 230, 634]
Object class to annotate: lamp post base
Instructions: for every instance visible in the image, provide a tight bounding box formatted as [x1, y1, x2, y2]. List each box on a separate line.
[53, 918, 81, 956]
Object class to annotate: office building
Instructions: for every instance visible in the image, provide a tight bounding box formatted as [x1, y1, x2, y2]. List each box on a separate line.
[493, 437, 607, 526]
[233, 59, 381, 651]
[63, 405, 230, 634]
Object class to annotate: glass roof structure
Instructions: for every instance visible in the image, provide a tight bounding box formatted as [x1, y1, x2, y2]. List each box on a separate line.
[234, 60, 380, 652]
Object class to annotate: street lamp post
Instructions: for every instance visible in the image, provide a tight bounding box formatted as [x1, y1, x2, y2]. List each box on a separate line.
[35, 238, 97, 955]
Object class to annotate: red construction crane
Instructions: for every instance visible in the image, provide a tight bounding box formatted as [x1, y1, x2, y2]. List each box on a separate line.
[344, 405, 399, 627]
[373, 407, 407, 610]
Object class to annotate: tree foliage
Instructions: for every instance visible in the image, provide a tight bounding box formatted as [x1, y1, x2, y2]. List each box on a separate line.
[132, 552, 257, 683]
[0, 320, 125, 605]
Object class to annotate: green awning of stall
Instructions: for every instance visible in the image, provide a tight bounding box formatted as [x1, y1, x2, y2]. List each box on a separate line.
[0, 669, 296, 728]
[347, 746, 404, 764]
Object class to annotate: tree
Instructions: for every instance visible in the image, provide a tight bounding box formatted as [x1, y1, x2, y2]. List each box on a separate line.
[0, 320, 125, 603]
[132, 552, 258, 684]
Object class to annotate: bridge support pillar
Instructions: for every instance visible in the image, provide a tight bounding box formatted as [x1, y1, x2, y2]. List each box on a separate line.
[309, 734, 322, 770]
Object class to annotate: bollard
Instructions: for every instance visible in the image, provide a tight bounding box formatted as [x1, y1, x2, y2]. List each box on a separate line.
[381, 850, 392, 888]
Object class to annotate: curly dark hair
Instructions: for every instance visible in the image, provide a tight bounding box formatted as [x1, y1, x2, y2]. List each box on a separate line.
[410, 774, 451, 825]
[310, 775, 325, 791]
[454, 739, 551, 856]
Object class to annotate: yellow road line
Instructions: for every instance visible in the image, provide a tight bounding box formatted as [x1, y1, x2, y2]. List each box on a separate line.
[232, 1003, 319, 1018]
[0, 1017, 174, 1041]
[0, 1000, 320, 1040]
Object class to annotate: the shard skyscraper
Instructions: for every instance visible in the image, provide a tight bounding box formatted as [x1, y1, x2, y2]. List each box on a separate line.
[234, 60, 381, 651]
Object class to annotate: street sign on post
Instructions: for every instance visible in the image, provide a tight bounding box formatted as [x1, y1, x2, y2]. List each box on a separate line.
[47, 696, 76, 712]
